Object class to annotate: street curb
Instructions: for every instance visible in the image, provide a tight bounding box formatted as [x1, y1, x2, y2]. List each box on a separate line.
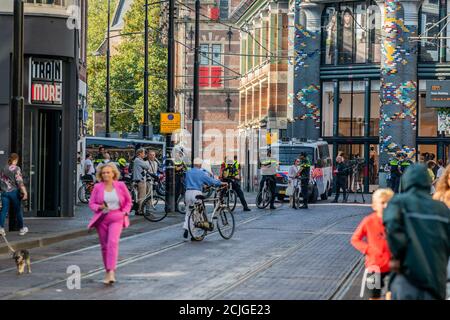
[0, 216, 145, 255]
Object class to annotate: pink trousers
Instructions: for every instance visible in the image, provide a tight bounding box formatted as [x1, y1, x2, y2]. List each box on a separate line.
[95, 210, 124, 271]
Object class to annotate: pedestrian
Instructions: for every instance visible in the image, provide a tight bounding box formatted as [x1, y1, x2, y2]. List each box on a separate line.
[182, 158, 225, 241]
[82, 153, 95, 181]
[174, 150, 188, 211]
[436, 159, 445, 181]
[287, 158, 300, 209]
[427, 160, 436, 194]
[0, 153, 29, 236]
[147, 150, 159, 175]
[433, 164, 450, 207]
[102, 152, 112, 164]
[258, 150, 278, 210]
[298, 153, 311, 209]
[88, 163, 132, 285]
[332, 155, 349, 203]
[388, 152, 402, 193]
[383, 164, 450, 300]
[132, 148, 151, 214]
[351, 188, 394, 300]
[221, 158, 251, 212]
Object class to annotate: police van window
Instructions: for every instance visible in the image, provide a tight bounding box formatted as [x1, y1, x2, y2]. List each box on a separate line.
[278, 147, 314, 165]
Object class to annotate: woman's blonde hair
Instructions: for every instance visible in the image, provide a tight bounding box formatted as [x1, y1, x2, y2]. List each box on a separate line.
[372, 188, 394, 203]
[435, 164, 450, 194]
[96, 163, 121, 182]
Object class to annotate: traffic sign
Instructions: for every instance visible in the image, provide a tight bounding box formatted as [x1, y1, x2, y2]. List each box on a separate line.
[160, 112, 181, 134]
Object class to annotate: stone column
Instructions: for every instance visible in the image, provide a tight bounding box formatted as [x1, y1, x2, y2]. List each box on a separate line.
[292, 1, 323, 140]
[378, 0, 421, 185]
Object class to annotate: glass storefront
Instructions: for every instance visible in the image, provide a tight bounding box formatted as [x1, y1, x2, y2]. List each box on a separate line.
[322, 1, 381, 65]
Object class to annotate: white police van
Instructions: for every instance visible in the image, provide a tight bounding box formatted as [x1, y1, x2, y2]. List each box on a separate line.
[260, 139, 333, 202]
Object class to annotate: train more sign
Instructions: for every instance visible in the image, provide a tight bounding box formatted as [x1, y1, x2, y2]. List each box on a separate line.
[29, 58, 63, 105]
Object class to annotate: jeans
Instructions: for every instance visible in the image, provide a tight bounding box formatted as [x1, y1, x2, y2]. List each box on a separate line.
[0, 190, 24, 229]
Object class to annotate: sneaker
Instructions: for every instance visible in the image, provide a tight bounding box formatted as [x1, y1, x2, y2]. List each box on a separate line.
[183, 229, 188, 241]
[243, 208, 251, 212]
[0, 228, 5, 237]
[19, 227, 28, 236]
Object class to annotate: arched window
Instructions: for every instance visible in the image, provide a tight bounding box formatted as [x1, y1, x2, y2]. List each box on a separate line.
[321, 1, 381, 65]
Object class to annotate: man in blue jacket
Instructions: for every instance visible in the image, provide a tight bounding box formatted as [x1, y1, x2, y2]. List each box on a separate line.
[182, 158, 226, 241]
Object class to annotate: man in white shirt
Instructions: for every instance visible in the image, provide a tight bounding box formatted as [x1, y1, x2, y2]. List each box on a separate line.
[83, 154, 95, 180]
[147, 150, 159, 174]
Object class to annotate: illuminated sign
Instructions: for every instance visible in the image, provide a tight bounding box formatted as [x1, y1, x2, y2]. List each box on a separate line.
[426, 80, 450, 108]
[29, 58, 63, 105]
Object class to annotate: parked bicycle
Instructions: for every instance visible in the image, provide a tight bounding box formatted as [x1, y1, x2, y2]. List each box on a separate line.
[188, 186, 235, 241]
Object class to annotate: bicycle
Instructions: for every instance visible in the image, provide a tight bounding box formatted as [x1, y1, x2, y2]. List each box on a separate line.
[221, 178, 237, 212]
[188, 186, 235, 241]
[256, 177, 274, 209]
[141, 171, 166, 222]
[77, 176, 95, 204]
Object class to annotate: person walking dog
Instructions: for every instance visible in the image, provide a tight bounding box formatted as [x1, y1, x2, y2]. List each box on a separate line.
[88, 163, 132, 285]
[0, 153, 28, 236]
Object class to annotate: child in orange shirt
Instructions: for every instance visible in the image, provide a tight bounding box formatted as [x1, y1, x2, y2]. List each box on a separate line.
[351, 188, 394, 300]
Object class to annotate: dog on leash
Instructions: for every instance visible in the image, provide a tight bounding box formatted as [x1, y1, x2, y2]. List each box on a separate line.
[1, 234, 31, 275]
[12, 249, 31, 275]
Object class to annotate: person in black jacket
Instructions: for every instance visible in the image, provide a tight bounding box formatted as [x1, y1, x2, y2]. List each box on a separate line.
[384, 164, 450, 300]
[332, 155, 349, 203]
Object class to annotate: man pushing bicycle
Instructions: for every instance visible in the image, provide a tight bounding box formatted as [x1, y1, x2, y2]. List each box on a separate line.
[258, 150, 278, 210]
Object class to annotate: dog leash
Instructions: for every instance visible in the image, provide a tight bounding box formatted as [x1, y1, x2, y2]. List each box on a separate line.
[0, 234, 16, 254]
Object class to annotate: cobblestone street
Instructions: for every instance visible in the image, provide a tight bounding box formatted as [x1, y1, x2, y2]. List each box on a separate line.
[0, 202, 373, 300]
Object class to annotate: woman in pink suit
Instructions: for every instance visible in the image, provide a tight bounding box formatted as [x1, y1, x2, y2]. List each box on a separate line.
[88, 163, 132, 285]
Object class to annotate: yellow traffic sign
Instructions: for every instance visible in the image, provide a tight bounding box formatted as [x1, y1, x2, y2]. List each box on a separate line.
[160, 112, 181, 134]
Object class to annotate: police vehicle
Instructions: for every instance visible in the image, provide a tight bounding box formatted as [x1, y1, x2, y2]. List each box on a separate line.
[260, 139, 333, 203]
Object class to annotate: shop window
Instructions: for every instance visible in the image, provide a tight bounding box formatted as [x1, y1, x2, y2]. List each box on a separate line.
[418, 81, 438, 137]
[321, 82, 334, 137]
[338, 81, 365, 137]
[322, 1, 381, 65]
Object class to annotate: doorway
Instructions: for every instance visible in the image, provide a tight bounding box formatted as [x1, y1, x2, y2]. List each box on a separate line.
[23, 107, 62, 217]
[35, 109, 62, 217]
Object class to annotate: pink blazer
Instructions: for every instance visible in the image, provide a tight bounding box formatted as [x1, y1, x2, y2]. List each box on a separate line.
[88, 181, 132, 229]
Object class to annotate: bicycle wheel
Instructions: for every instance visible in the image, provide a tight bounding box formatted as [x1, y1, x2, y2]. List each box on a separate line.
[226, 189, 237, 212]
[142, 195, 167, 222]
[188, 207, 207, 241]
[216, 208, 235, 240]
[77, 184, 89, 204]
[256, 186, 271, 209]
[176, 194, 186, 214]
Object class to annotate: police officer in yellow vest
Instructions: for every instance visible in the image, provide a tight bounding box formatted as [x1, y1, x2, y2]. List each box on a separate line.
[388, 151, 402, 193]
[221, 157, 251, 212]
[259, 150, 278, 209]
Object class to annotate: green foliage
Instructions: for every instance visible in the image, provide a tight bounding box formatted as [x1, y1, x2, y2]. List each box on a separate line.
[87, 0, 167, 135]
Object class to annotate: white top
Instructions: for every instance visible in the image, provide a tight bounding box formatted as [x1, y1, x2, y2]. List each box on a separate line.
[288, 165, 299, 181]
[260, 157, 278, 176]
[83, 159, 95, 175]
[437, 166, 444, 180]
[104, 189, 120, 211]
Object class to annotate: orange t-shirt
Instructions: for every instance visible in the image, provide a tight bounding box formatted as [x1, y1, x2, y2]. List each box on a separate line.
[351, 212, 391, 273]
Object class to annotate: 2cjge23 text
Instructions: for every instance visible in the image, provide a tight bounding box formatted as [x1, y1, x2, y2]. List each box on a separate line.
[179, 304, 271, 318]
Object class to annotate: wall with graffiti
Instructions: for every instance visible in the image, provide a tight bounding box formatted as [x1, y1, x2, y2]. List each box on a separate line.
[379, 0, 418, 166]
